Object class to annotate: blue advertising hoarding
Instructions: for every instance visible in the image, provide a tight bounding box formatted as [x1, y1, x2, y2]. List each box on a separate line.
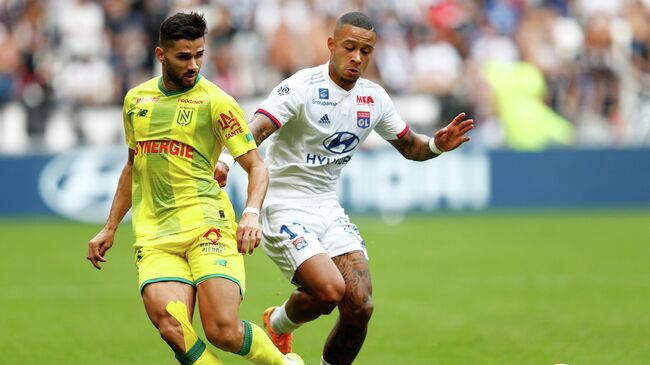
[0, 147, 648, 221]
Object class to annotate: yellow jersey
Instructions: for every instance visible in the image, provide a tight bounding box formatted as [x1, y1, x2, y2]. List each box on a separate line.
[122, 75, 256, 241]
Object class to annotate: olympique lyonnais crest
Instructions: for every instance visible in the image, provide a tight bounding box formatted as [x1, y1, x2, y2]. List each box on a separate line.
[357, 111, 370, 129]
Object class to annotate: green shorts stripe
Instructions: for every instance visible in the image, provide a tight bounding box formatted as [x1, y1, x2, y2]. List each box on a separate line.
[139, 277, 195, 293]
[195, 274, 244, 298]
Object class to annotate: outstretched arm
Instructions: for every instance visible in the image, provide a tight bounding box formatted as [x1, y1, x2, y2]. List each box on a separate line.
[233, 148, 269, 255]
[388, 113, 474, 161]
[87, 148, 134, 269]
[214, 112, 279, 187]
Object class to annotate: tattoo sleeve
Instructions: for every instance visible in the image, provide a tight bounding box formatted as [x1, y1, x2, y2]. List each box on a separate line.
[248, 113, 279, 146]
[387, 129, 437, 161]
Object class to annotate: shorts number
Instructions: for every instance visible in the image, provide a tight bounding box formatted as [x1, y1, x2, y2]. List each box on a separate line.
[280, 223, 311, 251]
[280, 224, 298, 240]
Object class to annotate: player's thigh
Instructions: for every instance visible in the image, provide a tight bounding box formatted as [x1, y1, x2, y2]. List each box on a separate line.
[187, 223, 246, 296]
[261, 204, 328, 283]
[293, 252, 345, 295]
[320, 205, 368, 259]
[332, 250, 373, 313]
[195, 277, 242, 333]
[141, 281, 196, 327]
[135, 244, 194, 293]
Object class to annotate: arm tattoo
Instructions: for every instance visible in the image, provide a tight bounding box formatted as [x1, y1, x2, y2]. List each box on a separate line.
[387, 129, 436, 161]
[249, 113, 279, 146]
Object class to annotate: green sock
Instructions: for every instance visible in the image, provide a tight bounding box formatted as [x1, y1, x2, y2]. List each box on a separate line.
[176, 339, 224, 365]
[166, 301, 223, 365]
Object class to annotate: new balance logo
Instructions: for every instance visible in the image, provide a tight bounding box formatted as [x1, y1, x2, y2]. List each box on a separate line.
[319, 114, 331, 124]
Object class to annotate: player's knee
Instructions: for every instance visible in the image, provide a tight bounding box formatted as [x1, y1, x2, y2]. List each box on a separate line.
[315, 281, 346, 314]
[340, 295, 374, 324]
[204, 320, 243, 353]
[157, 316, 185, 349]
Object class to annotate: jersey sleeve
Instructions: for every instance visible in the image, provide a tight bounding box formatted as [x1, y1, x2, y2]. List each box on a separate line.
[373, 87, 409, 140]
[256, 76, 303, 128]
[212, 95, 257, 159]
[122, 92, 136, 149]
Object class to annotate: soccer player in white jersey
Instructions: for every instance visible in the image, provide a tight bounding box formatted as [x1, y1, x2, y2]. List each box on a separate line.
[216, 12, 474, 365]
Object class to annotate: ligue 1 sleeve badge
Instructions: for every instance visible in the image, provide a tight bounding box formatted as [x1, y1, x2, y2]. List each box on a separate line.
[357, 111, 370, 129]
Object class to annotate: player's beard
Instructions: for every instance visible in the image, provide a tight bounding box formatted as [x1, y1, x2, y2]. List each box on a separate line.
[163, 59, 196, 89]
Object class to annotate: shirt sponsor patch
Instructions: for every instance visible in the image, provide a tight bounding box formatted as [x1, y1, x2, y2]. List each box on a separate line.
[356, 95, 375, 105]
[319, 88, 329, 99]
[357, 111, 370, 129]
[202, 227, 222, 244]
[218, 110, 245, 140]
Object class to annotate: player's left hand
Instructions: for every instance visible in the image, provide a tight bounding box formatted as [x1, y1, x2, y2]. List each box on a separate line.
[236, 212, 261, 255]
[433, 112, 474, 152]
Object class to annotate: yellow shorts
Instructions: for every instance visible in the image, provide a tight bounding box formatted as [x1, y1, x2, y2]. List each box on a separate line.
[134, 222, 246, 296]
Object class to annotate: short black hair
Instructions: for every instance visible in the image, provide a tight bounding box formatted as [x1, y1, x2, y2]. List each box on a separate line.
[159, 12, 207, 48]
[335, 12, 376, 33]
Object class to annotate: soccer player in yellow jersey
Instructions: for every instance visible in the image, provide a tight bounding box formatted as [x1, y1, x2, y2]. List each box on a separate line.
[85, 12, 303, 365]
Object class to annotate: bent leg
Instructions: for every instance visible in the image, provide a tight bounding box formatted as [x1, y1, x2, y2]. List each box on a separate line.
[285, 253, 346, 323]
[197, 277, 287, 365]
[322, 250, 374, 365]
[142, 281, 223, 364]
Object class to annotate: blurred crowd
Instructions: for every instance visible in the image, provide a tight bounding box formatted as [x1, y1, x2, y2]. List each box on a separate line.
[1, 0, 650, 152]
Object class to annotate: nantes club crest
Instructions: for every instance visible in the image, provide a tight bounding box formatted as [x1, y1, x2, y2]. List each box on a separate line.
[176, 106, 194, 126]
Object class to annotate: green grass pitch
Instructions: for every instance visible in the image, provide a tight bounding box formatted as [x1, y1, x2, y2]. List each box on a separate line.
[1, 210, 649, 365]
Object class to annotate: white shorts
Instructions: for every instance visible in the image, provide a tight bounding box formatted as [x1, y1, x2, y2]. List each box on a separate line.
[261, 203, 367, 282]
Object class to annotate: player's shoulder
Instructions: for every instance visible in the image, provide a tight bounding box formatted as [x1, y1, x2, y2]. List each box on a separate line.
[125, 77, 159, 98]
[356, 77, 386, 93]
[196, 76, 239, 107]
[356, 77, 393, 104]
[291, 64, 327, 87]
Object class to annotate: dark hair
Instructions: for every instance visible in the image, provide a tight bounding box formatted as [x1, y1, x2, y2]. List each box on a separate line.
[335, 12, 376, 33]
[159, 12, 207, 48]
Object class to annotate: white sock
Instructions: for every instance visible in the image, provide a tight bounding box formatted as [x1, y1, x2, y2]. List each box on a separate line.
[270, 301, 301, 334]
[321, 357, 333, 365]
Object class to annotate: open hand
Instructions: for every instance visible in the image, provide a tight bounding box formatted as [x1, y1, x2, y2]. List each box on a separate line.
[434, 113, 474, 152]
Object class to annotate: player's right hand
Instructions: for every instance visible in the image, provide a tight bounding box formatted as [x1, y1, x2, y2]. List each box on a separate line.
[214, 161, 230, 187]
[86, 227, 116, 270]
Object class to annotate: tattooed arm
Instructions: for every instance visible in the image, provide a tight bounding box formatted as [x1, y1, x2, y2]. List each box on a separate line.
[215, 113, 279, 187]
[388, 113, 474, 161]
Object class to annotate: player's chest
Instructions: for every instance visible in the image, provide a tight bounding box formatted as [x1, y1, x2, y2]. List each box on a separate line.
[131, 97, 212, 140]
[304, 89, 378, 132]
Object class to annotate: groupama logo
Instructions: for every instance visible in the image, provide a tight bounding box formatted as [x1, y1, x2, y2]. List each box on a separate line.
[322, 132, 359, 154]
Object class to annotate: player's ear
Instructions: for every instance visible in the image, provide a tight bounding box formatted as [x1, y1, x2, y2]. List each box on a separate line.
[327, 36, 335, 52]
[155, 46, 164, 63]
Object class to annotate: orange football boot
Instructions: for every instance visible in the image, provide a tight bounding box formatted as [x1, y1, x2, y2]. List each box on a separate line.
[263, 306, 293, 354]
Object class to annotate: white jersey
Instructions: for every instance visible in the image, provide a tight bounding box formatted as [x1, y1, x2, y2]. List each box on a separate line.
[258, 62, 409, 205]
